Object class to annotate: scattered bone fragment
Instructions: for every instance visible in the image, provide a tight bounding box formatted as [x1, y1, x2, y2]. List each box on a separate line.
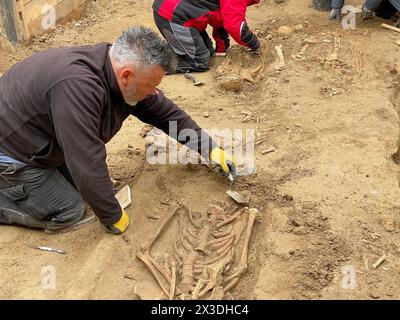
[274, 45, 285, 71]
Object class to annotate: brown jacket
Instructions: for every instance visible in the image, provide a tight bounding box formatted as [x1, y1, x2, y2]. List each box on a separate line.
[0, 43, 214, 225]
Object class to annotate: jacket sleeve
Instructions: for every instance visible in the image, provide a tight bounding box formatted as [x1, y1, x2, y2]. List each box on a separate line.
[219, 0, 259, 50]
[131, 90, 217, 158]
[212, 27, 230, 53]
[331, 0, 344, 8]
[200, 30, 216, 56]
[50, 78, 122, 226]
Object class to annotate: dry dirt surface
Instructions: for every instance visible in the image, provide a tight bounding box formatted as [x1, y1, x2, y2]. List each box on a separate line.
[1, 0, 400, 300]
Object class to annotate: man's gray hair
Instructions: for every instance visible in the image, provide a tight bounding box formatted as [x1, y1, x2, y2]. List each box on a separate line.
[110, 26, 176, 73]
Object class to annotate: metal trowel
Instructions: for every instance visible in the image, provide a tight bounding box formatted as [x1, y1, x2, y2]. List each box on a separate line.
[225, 162, 250, 204]
[184, 72, 204, 86]
[226, 190, 250, 205]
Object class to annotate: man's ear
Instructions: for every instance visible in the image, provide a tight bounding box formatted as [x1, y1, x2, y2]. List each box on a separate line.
[120, 68, 135, 86]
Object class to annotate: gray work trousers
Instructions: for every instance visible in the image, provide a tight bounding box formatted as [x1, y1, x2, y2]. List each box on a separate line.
[0, 163, 85, 231]
[331, 0, 400, 11]
[153, 11, 213, 73]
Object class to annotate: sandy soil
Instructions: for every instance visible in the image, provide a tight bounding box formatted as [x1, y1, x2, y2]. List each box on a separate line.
[1, 0, 400, 300]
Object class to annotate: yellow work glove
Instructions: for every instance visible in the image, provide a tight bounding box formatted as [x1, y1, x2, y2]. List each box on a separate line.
[209, 147, 238, 181]
[103, 209, 130, 235]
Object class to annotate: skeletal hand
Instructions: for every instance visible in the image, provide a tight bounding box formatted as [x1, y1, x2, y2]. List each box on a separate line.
[329, 8, 342, 21]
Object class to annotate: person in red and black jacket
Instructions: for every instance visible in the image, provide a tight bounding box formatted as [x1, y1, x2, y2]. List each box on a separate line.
[153, 0, 261, 73]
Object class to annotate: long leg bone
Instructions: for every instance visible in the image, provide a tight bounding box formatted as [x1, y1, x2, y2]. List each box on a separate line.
[224, 208, 258, 286]
[136, 250, 170, 298]
[141, 205, 182, 254]
[274, 45, 285, 71]
[223, 250, 235, 272]
[235, 217, 247, 245]
[192, 278, 209, 300]
[169, 261, 177, 300]
[144, 253, 173, 286]
[211, 285, 225, 300]
[198, 264, 224, 298]
[224, 276, 240, 293]
[138, 249, 183, 296]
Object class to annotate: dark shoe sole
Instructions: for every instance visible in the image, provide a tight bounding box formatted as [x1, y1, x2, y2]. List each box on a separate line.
[44, 215, 96, 234]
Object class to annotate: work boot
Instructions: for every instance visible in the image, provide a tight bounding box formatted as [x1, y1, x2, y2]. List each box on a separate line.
[0, 207, 46, 229]
[44, 214, 96, 234]
[313, 0, 332, 11]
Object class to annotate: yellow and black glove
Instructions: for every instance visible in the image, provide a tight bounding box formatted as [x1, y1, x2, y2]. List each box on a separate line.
[103, 209, 130, 235]
[210, 147, 238, 181]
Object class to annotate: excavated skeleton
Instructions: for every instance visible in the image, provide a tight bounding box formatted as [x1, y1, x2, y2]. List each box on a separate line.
[137, 204, 258, 300]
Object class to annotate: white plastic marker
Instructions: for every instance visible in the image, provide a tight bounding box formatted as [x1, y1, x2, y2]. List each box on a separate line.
[33, 246, 66, 254]
[115, 185, 132, 210]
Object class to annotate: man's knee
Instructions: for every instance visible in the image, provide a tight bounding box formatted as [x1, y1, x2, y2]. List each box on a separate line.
[0, 206, 46, 228]
[46, 198, 85, 231]
[0, 165, 85, 229]
[194, 50, 211, 72]
[177, 50, 210, 73]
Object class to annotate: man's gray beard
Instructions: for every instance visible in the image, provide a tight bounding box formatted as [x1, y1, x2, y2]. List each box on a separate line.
[125, 100, 138, 107]
[122, 92, 138, 106]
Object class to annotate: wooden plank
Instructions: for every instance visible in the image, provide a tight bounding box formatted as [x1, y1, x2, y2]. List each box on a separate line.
[24, 0, 88, 38]
[1, 0, 88, 46]
[23, 0, 62, 24]
[0, 0, 23, 50]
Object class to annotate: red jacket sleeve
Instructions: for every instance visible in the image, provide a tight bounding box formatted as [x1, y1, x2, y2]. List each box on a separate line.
[219, 0, 259, 50]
